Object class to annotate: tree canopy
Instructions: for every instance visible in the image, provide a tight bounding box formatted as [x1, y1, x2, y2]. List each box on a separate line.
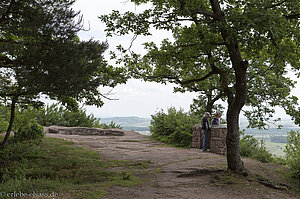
[100, 0, 300, 171]
[0, 0, 127, 147]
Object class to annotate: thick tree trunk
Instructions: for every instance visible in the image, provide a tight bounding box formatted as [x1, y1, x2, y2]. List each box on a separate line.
[226, 104, 244, 171]
[226, 61, 248, 172]
[1, 96, 18, 148]
[209, 0, 248, 171]
[206, 100, 213, 114]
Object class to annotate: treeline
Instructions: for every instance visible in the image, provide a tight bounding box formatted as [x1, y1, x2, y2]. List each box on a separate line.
[150, 107, 300, 179]
[0, 103, 121, 142]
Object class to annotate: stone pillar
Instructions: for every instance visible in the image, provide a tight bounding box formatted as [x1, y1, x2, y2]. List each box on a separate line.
[192, 124, 227, 155]
[192, 124, 202, 149]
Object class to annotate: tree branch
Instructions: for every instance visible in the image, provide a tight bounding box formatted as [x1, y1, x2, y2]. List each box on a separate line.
[0, 56, 14, 66]
[265, 0, 288, 9]
[190, 8, 220, 20]
[179, 71, 217, 85]
[284, 14, 300, 19]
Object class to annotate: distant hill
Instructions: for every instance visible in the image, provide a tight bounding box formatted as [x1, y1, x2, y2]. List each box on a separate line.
[100, 116, 151, 131]
[239, 117, 299, 136]
[100, 116, 298, 135]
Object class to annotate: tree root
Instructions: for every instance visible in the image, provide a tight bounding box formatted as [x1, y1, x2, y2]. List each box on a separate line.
[177, 168, 224, 178]
[257, 178, 291, 191]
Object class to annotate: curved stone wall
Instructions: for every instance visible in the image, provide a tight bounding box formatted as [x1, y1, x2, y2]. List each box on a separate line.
[44, 126, 125, 136]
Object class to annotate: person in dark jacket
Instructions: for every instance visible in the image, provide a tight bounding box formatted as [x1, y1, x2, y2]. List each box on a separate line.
[201, 112, 211, 152]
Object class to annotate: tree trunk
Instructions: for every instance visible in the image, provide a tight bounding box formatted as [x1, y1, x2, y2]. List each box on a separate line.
[226, 104, 244, 171]
[1, 96, 18, 149]
[208, 0, 247, 171]
[226, 60, 248, 172]
[206, 98, 213, 114]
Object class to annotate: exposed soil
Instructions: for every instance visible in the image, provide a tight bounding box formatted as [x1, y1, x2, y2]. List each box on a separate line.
[47, 131, 299, 199]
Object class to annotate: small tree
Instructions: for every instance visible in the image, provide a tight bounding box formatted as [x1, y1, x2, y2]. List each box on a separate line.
[0, 0, 126, 147]
[285, 130, 300, 179]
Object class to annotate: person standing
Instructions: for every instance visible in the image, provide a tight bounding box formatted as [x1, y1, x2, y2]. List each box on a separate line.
[201, 112, 211, 152]
[211, 111, 222, 125]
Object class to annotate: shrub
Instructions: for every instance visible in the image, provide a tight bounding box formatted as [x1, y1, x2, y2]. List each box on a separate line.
[13, 106, 40, 132]
[14, 120, 45, 142]
[36, 104, 102, 128]
[0, 105, 9, 133]
[239, 131, 273, 163]
[150, 107, 199, 147]
[99, 121, 122, 129]
[169, 130, 192, 148]
[285, 130, 300, 179]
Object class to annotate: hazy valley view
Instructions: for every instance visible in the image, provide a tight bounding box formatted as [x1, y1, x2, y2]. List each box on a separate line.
[101, 116, 299, 157]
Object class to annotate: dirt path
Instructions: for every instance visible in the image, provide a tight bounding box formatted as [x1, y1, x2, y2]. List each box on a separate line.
[47, 131, 298, 199]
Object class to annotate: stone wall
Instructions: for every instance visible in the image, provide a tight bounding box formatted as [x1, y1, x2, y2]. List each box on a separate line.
[192, 124, 227, 155]
[44, 126, 125, 136]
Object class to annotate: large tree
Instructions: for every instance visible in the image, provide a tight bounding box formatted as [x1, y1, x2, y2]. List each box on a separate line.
[0, 0, 126, 147]
[100, 0, 300, 171]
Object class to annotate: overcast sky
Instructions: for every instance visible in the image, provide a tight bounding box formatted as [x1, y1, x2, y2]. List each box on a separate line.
[71, 0, 300, 119]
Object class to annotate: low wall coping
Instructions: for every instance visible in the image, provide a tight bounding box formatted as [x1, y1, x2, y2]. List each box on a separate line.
[211, 124, 227, 129]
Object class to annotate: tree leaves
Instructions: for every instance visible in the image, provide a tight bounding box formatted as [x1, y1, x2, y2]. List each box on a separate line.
[101, 0, 300, 127]
[0, 0, 127, 109]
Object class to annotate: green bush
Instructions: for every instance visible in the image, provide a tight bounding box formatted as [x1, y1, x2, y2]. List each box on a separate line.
[14, 120, 45, 142]
[36, 104, 102, 128]
[150, 107, 199, 147]
[0, 103, 121, 138]
[100, 121, 122, 129]
[239, 132, 273, 163]
[285, 130, 300, 179]
[0, 105, 9, 133]
[0, 104, 41, 134]
[169, 130, 193, 148]
[13, 106, 40, 132]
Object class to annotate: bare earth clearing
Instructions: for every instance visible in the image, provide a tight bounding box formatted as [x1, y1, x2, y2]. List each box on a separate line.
[47, 131, 299, 199]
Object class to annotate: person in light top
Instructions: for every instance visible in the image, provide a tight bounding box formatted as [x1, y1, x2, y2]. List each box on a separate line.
[211, 112, 222, 126]
[201, 112, 211, 152]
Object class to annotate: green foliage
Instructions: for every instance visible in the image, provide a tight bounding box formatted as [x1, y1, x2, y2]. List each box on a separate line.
[101, 0, 300, 170]
[100, 121, 122, 129]
[0, 104, 44, 142]
[0, 103, 121, 135]
[100, 0, 300, 127]
[1, 0, 127, 106]
[14, 120, 45, 142]
[150, 107, 199, 147]
[35, 103, 122, 129]
[13, 106, 39, 132]
[239, 131, 274, 163]
[0, 105, 9, 133]
[0, 0, 127, 147]
[36, 103, 102, 128]
[168, 130, 193, 148]
[285, 130, 300, 179]
[189, 94, 225, 117]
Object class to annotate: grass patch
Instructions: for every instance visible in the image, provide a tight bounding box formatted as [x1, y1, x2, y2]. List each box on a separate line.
[0, 137, 147, 199]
